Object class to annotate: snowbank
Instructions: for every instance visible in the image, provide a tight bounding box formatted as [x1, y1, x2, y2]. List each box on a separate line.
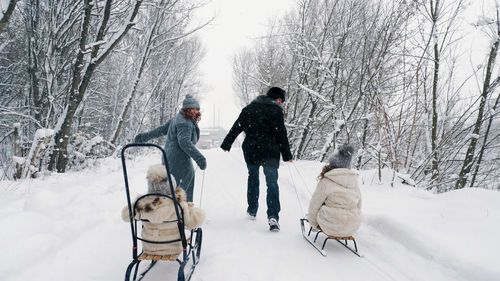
[0, 149, 498, 281]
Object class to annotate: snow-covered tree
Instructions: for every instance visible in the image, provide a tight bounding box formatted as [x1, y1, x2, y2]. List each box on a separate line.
[0, 0, 17, 34]
[0, 0, 208, 178]
[233, 0, 500, 192]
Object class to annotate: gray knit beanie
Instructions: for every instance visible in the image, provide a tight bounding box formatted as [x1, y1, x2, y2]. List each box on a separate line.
[328, 144, 355, 169]
[182, 94, 200, 109]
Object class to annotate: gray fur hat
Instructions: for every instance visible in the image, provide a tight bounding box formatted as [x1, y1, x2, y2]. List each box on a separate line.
[182, 94, 200, 109]
[328, 144, 355, 169]
[146, 164, 176, 194]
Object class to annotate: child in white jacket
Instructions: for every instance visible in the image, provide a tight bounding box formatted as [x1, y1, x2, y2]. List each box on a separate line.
[307, 144, 362, 237]
[122, 164, 205, 256]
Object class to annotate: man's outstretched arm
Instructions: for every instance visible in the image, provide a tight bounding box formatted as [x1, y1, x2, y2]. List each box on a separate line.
[221, 113, 244, 151]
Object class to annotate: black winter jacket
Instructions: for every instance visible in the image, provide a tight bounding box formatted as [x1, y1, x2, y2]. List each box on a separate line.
[221, 95, 292, 168]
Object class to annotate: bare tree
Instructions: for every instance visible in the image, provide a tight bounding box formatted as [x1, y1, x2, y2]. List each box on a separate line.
[233, 49, 259, 108]
[456, 6, 500, 189]
[111, 0, 211, 145]
[233, 0, 499, 192]
[48, 0, 143, 172]
[0, 0, 209, 178]
[233, 0, 411, 163]
[0, 0, 18, 34]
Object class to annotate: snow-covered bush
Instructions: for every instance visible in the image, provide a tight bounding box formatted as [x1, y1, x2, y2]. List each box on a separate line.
[67, 132, 115, 170]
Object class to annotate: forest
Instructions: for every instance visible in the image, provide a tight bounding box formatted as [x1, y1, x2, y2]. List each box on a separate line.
[1, 0, 208, 175]
[232, 0, 500, 192]
[1, 0, 499, 192]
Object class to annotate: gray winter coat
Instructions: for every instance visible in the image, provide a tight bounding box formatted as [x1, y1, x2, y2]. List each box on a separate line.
[135, 111, 206, 201]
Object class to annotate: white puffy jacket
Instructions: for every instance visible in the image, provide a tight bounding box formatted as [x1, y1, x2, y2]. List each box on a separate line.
[307, 168, 362, 237]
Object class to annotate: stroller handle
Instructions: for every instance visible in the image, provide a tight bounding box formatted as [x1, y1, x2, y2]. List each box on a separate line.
[121, 143, 188, 257]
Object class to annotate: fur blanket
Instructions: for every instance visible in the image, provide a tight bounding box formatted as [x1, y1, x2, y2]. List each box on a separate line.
[122, 187, 205, 256]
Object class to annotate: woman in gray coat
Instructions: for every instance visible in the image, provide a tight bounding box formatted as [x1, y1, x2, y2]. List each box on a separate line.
[135, 95, 206, 202]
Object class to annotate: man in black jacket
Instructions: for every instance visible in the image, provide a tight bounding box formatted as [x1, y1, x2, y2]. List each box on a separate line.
[221, 87, 293, 232]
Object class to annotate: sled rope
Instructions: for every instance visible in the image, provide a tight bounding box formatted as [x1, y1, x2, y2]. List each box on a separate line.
[193, 166, 206, 207]
[199, 170, 206, 208]
[222, 148, 243, 163]
[291, 162, 313, 197]
[363, 256, 399, 281]
[287, 163, 307, 214]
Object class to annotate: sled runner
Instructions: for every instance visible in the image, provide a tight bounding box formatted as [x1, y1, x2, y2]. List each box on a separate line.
[300, 218, 361, 257]
[122, 143, 203, 281]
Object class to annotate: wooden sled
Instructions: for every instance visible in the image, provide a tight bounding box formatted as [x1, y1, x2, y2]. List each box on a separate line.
[138, 253, 180, 261]
[300, 218, 361, 257]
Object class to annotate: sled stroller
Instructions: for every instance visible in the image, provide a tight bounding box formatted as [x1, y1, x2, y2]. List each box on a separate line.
[121, 143, 202, 281]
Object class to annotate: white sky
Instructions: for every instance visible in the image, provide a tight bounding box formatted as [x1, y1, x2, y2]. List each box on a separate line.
[193, 0, 295, 130]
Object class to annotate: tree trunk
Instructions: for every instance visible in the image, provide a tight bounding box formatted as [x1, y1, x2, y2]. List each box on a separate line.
[50, 0, 93, 172]
[404, 71, 419, 169]
[25, 0, 44, 126]
[469, 92, 500, 187]
[296, 100, 317, 159]
[356, 118, 369, 169]
[111, 6, 160, 145]
[13, 126, 23, 179]
[455, 13, 500, 189]
[430, 34, 440, 182]
[376, 101, 382, 182]
[0, 0, 18, 34]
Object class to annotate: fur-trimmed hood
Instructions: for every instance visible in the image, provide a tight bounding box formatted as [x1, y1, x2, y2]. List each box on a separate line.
[128, 188, 187, 223]
[146, 164, 177, 194]
[147, 164, 169, 183]
[322, 168, 359, 190]
[121, 188, 200, 225]
[251, 95, 283, 110]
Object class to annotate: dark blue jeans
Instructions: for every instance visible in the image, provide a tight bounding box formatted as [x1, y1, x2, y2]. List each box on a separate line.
[246, 164, 280, 220]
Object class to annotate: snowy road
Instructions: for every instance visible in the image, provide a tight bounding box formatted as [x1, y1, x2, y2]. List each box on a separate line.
[1, 148, 498, 281]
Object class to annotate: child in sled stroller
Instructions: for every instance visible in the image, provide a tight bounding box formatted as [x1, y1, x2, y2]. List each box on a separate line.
[121, 164, 205, 256]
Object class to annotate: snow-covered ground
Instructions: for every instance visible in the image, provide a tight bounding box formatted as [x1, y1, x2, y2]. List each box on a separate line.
[1, 148, 499, 281]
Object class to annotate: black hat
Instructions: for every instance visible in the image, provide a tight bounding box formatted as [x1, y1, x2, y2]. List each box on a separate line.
[266, 87, 286, 101]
